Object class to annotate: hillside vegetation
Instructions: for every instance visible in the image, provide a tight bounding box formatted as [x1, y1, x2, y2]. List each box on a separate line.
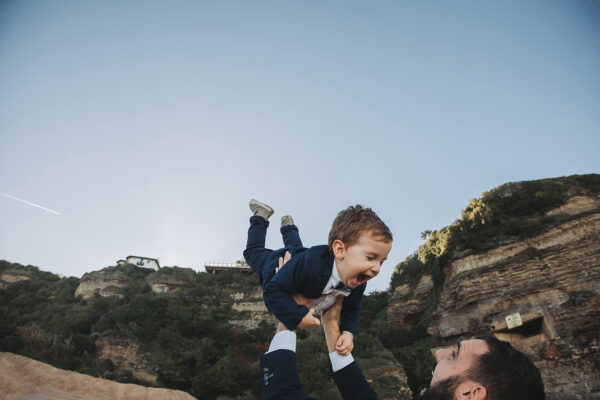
[0, 261, 406, 399]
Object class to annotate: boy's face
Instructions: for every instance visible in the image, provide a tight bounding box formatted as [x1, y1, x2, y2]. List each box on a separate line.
[333, 231, 392, 289]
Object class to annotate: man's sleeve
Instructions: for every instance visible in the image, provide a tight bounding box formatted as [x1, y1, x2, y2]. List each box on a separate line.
[260, 350, 315, 400]
[340, 283, 366, 335]
[262, 253, 312, 331]
[332, 360, 379, 400]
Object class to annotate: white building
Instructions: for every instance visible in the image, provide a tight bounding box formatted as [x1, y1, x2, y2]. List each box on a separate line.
[118, 255, 160, 270]
[204, 260, 251, 274]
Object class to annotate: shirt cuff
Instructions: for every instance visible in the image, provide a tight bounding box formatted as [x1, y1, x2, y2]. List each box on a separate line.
[329, 351, 354, 372]
[266, 330, 297, 354]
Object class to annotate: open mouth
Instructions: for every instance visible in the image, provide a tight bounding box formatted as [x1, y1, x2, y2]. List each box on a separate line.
[357, 273, 369, 283]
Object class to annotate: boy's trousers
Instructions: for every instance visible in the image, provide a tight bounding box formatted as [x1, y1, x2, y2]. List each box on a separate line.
[243, 216, 303, 284]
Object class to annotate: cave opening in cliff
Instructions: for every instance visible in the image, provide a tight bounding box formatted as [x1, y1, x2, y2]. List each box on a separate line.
[496, 316, 544, 340]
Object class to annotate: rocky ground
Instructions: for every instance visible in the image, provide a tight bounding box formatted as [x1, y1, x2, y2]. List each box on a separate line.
[0, 352, 195, 400]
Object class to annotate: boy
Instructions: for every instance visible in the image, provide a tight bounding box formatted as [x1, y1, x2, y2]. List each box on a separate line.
[243, 199, 392, 354]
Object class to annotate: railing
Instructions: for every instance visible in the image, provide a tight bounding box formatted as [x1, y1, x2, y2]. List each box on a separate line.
[204, 262, 252, 273]
[205, 262, 249, 268]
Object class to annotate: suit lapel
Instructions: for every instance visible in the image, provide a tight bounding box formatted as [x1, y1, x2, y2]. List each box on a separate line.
[307, 250, 334, 298]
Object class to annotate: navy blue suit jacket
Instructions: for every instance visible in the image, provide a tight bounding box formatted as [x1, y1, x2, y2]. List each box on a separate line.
[260, 350, 378, 400]
[261, 245, 366, 334]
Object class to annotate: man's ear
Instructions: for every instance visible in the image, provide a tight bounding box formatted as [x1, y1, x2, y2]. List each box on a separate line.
[332, 239, 345, 259]
[454, 381, 486, 400]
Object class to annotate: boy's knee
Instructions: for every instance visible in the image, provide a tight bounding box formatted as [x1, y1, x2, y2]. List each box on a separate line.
[243, 248, 255, 261]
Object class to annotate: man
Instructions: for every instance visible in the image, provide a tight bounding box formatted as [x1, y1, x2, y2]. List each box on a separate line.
[417, 335, 546, 400]
[261, 254, 546, 400]
[261, 317, 545, 400]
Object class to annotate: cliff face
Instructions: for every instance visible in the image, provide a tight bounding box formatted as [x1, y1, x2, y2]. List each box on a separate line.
[95, 337, 158, 384]
[0, 271, 31, 289]
[74, 264, 154, 299]
[75, 277, 128, 299]
[230, 287, 277, 329]
[150, 282, 188, 293]
[388, 195, 600, 399]
[0, 352, 195, 400]
[74, 266, 197, 298]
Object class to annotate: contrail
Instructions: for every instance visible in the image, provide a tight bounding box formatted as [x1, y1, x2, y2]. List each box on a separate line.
[0, 191, 62, 215]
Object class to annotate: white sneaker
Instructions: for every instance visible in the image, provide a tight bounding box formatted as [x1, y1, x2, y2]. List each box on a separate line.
[281, 215, 294, 227]
[249, 199, 274, 220]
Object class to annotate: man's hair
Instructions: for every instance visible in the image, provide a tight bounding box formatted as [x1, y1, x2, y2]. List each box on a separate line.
[416, 335, 545, 400]
[466, 335, 545, 400]
[327, 205, 392, 252]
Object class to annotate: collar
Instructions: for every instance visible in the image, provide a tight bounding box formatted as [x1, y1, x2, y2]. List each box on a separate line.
[331, 260, 342, 284]
[330, 260, 351, 293]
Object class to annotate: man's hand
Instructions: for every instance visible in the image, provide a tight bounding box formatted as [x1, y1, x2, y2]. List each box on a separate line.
[276, 251, 291, 273]
[335, 331, 354, 356]
[298, 308, 320, 328]
[292, 292, 319, 329]
[277, 251, 319, 329]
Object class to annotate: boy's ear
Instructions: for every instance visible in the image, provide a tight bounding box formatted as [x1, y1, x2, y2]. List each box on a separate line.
[332, 239, 345, 259]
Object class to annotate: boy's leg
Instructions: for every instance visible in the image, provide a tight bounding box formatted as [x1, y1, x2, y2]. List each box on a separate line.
[243, 216, 273, 276]
[244, 199, 276, 275]
[280, 215, 303, 247]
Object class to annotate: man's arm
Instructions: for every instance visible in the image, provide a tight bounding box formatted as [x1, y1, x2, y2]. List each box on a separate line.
[260, 335, 314, 400]
[322, 296, 379, 400]
[260, 257, 317, 400]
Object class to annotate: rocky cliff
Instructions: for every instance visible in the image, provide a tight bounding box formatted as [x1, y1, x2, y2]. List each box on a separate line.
[388, 185, 600, 399]
[95, 337, 158, 384]
[0, 268, 33, 290]
[230, 287, 277, 329]
[75, 277, 129, 299]
[75, 265, 202, 298]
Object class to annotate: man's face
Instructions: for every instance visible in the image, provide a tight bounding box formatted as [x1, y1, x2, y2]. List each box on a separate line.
[334, 231, 392, 288]
[431, 339, 489, 385]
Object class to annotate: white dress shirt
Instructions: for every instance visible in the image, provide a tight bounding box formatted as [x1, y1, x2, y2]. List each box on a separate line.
[309, 261, 351, 312]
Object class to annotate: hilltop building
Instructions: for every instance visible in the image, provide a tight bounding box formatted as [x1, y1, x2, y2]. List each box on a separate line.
[117, 255, 160, 270]
[205, 260, 251, 274]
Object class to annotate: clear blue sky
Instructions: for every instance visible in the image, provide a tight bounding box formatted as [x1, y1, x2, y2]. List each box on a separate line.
[1, 0, 599, 292]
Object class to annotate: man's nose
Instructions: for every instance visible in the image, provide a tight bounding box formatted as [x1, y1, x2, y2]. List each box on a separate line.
[435, 348, 452, 362]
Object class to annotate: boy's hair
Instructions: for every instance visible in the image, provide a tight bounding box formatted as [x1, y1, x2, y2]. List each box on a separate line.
[328, 205, 392, 252]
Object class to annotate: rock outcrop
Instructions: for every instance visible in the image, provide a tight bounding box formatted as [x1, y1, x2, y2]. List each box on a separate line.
[94, 337, 158, 384]
[75, 277, 128, 299]
[0, 352, 195, 400]
[388, 195, 600, 399]
[0, 271, 32, 289]
[150, 282, 187, 293]
[0, 272, 32, 283]
[229, 287, 277, 329]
